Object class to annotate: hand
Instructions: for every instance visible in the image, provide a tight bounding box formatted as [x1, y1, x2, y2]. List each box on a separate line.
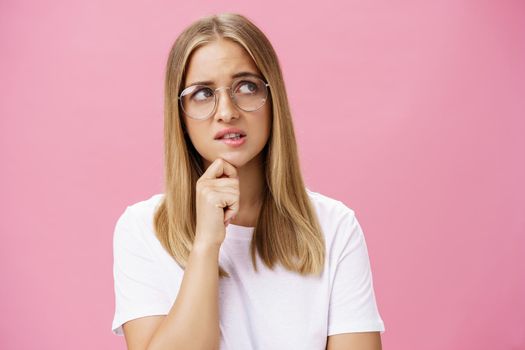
[194, 158, 240, 247]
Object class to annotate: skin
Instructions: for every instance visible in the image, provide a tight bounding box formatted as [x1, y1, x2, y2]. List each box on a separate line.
[182, 38, 271, 228]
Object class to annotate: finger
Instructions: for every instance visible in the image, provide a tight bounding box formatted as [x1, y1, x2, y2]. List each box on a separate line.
[213, 192, 239, 223]
[208, 177, 239, 190]
[202, 158, 238, 180]
[210, 187, 239, 199]
[223, 204, 238, 224]
[220, 159, 238, 179]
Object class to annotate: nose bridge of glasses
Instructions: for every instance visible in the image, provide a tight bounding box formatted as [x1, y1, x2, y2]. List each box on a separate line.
[214, 86, 236, 109]
[212, 86, 238, 119]
[214, 86, 231, 92]
[214, 85, 233, 98]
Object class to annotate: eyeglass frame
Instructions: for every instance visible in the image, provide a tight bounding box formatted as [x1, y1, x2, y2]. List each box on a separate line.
[177, 76, 271, 120]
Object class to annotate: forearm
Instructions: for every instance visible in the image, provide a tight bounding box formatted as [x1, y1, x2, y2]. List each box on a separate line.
[147, 242, 221, 350]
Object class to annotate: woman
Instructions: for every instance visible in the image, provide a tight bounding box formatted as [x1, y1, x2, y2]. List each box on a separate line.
[112, 12, 385, 350]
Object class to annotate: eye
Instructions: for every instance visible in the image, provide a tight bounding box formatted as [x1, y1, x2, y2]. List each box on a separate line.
[235, 81, 258, 95]
[191, 87, 214, 101]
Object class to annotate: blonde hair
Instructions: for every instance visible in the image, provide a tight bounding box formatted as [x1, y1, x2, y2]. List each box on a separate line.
[153, 12, 325, 278]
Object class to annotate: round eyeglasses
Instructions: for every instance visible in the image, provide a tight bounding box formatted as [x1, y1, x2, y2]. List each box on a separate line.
[178, 76, 270, 120]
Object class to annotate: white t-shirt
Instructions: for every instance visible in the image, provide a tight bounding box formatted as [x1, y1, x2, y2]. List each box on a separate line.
[112, 188, 385, 349]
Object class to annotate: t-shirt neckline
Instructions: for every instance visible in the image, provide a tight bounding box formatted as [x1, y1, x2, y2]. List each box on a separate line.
[225, 223, 254, 241]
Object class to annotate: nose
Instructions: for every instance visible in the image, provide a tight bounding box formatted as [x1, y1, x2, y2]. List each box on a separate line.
[213, 87, 239, 123]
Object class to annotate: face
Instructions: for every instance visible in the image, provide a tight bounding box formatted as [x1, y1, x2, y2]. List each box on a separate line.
[181, 39, 272, 170]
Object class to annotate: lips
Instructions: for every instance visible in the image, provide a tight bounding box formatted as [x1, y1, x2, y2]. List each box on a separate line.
[214, 127, 247, 140]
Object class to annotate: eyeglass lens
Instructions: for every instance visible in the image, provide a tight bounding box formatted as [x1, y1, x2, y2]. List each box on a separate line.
[180, 77, 268, 120]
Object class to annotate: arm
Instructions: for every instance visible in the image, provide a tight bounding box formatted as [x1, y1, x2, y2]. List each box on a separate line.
[118, 159, 239, 350]
[326, 331, 382, 350]
[123, 242, 221, 350]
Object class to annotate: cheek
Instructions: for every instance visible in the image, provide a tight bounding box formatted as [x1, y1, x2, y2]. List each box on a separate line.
[251, 112, 271, 144]
[184, 121, 207, 147]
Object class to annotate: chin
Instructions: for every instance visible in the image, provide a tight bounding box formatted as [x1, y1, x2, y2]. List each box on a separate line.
[200, 152, 248, 169]
[218, 153, 250, 168]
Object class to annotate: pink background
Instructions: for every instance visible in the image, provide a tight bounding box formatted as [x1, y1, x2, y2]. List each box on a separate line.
[1, 0, 524, 349]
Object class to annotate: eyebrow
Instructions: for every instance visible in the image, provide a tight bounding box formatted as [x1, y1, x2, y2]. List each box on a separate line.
[185, 71, 263, 88]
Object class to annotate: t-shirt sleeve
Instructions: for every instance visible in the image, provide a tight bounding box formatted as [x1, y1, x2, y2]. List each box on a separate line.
[327, 209, 385, 336]
[111, 206, 173, 336]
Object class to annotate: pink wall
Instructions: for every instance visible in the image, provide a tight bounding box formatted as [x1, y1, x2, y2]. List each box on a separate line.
[1, 0, 524, 349]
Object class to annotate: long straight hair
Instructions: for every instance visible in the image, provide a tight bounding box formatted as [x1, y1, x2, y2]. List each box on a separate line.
[153, 13, 325, 278]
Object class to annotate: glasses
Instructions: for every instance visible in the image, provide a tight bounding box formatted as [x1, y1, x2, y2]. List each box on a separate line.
[178, 76, 270, 120]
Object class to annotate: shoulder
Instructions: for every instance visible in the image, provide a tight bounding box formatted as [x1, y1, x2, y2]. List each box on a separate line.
[305, 188, 363, 255]
[116, 193, 165, 228]
[125, 193, 165, 218]
[113, 193, 165, 249]
[305, 187, 356, 224]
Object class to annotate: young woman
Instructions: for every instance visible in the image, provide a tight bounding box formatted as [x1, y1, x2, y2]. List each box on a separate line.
[112, 12, 385, 350]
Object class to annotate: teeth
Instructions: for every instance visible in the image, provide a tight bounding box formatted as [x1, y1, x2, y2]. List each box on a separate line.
[222, 133, 242, 139]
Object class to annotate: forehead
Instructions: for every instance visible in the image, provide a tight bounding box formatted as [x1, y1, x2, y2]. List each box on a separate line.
[184, 39, 260, 86]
